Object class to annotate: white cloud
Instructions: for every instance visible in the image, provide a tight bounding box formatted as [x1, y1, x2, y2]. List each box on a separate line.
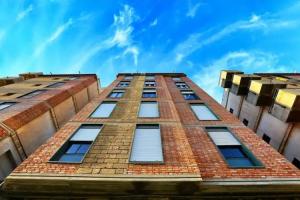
[175, 53, 184, 63]
[124, 46, 139, 66]
[192, 51, 290, 102]
[16, 4, 34, 21]
[150, 19, 158, 27]
[187, 2, 202, 18]
[72, 4, 140, 70]
[34, 18, 73, 57]
[173, 14, 298, 62]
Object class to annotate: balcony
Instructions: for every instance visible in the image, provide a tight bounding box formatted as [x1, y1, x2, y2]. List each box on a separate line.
[270, 89, 300, 122]
[245, 79, 287, 106]
[219, 70, 243, 88]
[230, 74, 261, 95]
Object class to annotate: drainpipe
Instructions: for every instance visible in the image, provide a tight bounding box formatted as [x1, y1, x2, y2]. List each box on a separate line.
[237, 96, 245, 118]
[0, 122, 27, 160]
[278, 123, 294, 154]
[254, 106, 265, 132]
[225, 89, 230, 108]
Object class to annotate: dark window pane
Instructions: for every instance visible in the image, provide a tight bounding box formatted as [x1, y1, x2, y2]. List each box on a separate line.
[142, 92, 156, 98]
[66, 144, 80, 154]
[59, 154, 83, 162]
[183, 94, 198, 100]
[229, 108, 234, 113]
[243, 119, 249, 126]
[226, 158, 254, 167]
[219, 146, 246, 158]
[262, 134, 271, 144]
[292, 158, 300, 169]
[77, 144, 90, 154]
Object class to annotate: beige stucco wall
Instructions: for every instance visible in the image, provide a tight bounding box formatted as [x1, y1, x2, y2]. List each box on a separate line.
[87, 81, 99, 100]
[74, 88, 89, 111]
[225, 92, 243, 117]
[16, 111, 56, 156]
[283, 124, 300, 162]
[239, 100, 261, 130]
[256, 110, 289, 150]
[54, 97, 76, 128]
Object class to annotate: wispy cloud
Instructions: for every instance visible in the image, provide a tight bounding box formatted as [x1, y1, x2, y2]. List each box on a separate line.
[150, 18, 158, 27]
[192, 50, 291, 102]
[16, 4, 34, 21]
[34, 18, 73, 57]
[187, 1, 203, 18]
[73, 4, 140, 69]
[173, 14, 298, 62]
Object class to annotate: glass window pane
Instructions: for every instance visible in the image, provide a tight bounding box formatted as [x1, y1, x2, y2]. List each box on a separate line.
[66, 144, 80, 154]
[139, 102, 159, 117]
[226, 158, 254, 167]
[130, 125, 163, 163]
[0, 102, 15, 110]
[70, 125, 102, 142]
[77, 144, 91, 154]
[59, 154, 84, 162]
[47, 82, 65, 88]
[191, 104, 218, 120]
[219, 146, 245, 158]
[91, 102, 116, 118]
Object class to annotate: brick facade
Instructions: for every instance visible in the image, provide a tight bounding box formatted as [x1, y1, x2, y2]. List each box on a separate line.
[3, 73, 300, 198]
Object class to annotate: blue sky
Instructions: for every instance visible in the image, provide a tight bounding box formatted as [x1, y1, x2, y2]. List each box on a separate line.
[1, 0, 300, 102]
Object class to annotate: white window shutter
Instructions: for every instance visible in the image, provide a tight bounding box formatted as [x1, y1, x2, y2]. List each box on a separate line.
[139, 102, 159, 117]
[191, 104, 218, 120]
[208, 131, 240, 146]
[70, 126, 102, 142]
[91, 102, 116, 118]
[130, 127, 163, 163]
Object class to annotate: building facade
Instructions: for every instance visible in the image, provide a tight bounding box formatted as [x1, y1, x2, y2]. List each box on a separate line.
[0, 73, 99, 182]
[219, 70, 300, 169]
[2, 73, 300, 199]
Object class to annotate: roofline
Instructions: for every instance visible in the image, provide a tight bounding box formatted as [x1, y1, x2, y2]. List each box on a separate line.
[254, 73, 300, 76]
[116, 73, 187, 77]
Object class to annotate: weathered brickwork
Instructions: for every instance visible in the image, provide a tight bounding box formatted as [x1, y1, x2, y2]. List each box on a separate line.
[8, 73, 300, 182]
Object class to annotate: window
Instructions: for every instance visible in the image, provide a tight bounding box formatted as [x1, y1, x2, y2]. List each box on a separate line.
[117, 81, 130, 88]
[46, 82, 65, 88]
[172, 77, 181, 81]
[33, 84, 42, 86]
[292, 158, 300, 169]
[0, 102, 16, 111]
[124, 76, 133, 80]
[191, 104, 218, 120]
[242, 119, 249, 126]
[145, 76, 155, 80]
[0, 151, 16, 181]
[138, 102, 159, 118]
[18, 90, 45, 99]
[229, 108, 234, 113]
[142, 89, 157, 98]
[206, 127, 262, 168]
[50, 125, 102, 163]
[108, 89, 125, 98]
[90, 102, 116, 118]
[262, 134, 271, 144]
[2, 93, 15, 96]
[175, 82, 189, 89]
[145, 81, 156, 87]
[129, 125, 163, 163]
[181, 90, 199, 100]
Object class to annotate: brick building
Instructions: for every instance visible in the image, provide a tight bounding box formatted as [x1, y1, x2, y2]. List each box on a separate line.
[0, 73, 99, 182]
[219, 70, 300, 169]
[2, 73, 300, 199]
